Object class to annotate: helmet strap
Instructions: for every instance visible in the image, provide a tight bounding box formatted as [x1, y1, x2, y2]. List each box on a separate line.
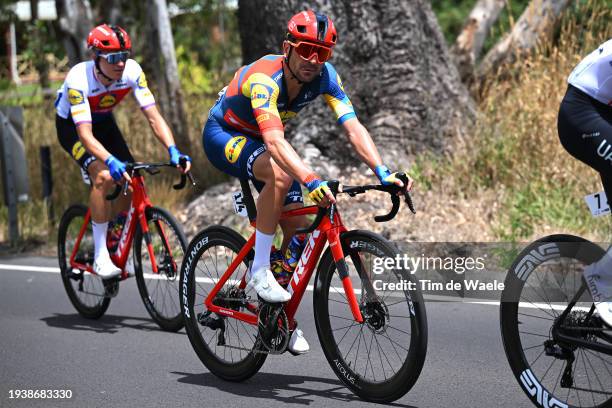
[94, 55, 114, 82]
[284, 47, 304, 85]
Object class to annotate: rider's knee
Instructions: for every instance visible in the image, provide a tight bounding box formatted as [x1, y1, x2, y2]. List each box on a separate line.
[92, 170, 114, 190]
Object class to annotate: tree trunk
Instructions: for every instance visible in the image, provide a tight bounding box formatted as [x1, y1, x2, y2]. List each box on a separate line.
[30, 0, 51, 90]
[476, 0, 570, 87]
[451, 0, 505, 85]
[55, 0, 93, 67]
[237, 0, 474, 170]
[146, 0, 190, 151]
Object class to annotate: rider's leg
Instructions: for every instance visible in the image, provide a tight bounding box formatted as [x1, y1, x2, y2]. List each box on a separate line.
[558, 84, 612, 325]
[246, 151, 294, 302]
[87, 161, 121, 279]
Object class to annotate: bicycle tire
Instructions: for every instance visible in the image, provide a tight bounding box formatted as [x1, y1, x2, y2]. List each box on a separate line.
[501, 234, 611, 408]
[57, 204, 111, 319]
[134, 206, 187, 332]
[313, 230, 428, 403]
[181, 226, 266, 381]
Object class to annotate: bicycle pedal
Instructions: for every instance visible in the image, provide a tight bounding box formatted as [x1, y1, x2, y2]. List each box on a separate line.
[102, 279, 120, 298]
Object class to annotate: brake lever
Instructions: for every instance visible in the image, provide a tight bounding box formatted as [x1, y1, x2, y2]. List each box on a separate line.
[396, 172, 416, 214]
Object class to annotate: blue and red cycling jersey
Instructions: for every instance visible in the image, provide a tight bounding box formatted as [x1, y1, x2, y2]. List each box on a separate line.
[209, 54, 356, 136]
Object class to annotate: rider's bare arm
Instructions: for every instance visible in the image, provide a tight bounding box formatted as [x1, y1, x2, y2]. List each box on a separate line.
[76, 123, 114, 163]
[341, 117, 383, 171]
[261, 129, 315, 184]
[142, 106, 191, 172]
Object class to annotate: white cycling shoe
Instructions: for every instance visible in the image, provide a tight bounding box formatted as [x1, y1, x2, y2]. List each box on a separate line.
[93, 256, 122, 280]
[583, 253, 612, 328]
[247, 267, 291, 303]
[288, 328, 310, 355]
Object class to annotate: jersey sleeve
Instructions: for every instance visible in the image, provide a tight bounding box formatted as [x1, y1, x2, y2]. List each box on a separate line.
[127, 60, 156, 110]
[241, 72, 284, 132]
[65, 69, 92, 125]
[321, 63, 356, 124]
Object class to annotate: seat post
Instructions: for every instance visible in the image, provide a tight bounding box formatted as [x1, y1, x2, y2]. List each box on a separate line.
[239, 179, 257, 221]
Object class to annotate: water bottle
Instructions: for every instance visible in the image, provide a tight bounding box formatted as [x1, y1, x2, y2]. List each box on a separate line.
[282, 233, 306, 274]
[107, 211, 127, 252]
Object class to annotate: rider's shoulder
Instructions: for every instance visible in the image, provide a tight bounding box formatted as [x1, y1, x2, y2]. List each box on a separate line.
[64, 61, 91, 88]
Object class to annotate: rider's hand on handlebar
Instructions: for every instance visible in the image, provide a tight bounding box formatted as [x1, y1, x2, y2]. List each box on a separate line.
[105, 155, 132, 184]
[168, 145, 192, 173]
[375, 165, 413, 193]
[305, 177, 336, 207]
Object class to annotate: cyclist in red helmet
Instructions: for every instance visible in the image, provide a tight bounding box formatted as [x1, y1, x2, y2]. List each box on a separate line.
[55, 24, 191, 280]
[202, 10, 413, 354]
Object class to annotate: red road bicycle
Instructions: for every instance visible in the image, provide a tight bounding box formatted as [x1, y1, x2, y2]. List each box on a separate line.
[58, 161, 194, 332]
[180, 175, 428, 402]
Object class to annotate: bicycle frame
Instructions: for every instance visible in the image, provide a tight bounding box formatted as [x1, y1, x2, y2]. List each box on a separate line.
[68, 174, 169, 279]
[204, 204, 365, 328]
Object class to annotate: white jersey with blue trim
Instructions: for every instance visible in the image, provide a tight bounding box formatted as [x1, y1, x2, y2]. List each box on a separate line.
[55, 59, 156, 125]
[568, 38, 612, 106]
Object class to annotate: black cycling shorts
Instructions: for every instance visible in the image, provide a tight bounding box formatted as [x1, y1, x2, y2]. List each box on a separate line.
[558, 85, 612, 202]
[56, 114, 134, 173]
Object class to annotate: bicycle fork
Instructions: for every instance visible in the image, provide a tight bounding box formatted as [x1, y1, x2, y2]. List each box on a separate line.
[327, 227, 364, 324]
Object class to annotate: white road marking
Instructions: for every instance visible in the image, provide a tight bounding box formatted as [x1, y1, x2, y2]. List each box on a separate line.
[0, 264, 595, 311]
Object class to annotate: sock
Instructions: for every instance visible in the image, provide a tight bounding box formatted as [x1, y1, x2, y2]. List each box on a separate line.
[92, 221, 110, 261]
[251, 229, 274, 275]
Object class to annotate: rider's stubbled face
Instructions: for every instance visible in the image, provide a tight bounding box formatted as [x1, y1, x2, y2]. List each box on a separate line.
[98, 56, 126, 81]
[285, 42, 324, 83]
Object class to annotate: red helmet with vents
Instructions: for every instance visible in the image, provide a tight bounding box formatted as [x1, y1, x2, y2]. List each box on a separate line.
[287, 10, 337, 48]
[87, 24, 132, 52]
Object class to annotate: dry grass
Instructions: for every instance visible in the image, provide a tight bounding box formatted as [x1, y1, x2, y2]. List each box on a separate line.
[424, 0, 612, 241]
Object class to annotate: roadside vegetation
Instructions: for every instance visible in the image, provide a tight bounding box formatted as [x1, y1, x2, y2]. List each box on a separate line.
[0, 0, 610, 246]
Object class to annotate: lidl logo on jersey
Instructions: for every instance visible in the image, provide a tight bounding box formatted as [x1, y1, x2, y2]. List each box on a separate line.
[137, 73, 148, 89]
[68, 89, 84, 105]
[98, 94, 117, 109]
[251, 84, 270, 109]
[224, 136, 247, 164]
[71, 141, 86, 160]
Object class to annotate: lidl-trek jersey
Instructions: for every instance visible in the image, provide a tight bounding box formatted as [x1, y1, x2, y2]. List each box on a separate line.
[209, 54, 356, 136]
[55, 59, 156, 125]
[568, 38, 612, 106]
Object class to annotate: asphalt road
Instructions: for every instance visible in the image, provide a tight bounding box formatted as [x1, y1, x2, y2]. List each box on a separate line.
[0, 255, 530, 408]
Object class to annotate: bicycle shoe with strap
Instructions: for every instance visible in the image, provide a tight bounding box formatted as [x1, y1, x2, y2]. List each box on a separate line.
[94, 255, 122, 280]
[288, 328, 310, 354]
[247, 266, 291, 303]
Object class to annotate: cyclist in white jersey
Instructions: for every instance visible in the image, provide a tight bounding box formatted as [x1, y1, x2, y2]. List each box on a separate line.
[55, 24, 191, 279]
[559, 38, 612, 326]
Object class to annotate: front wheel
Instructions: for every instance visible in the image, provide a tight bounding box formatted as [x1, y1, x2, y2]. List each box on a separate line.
[180, 226, 266, 381]
[501, 234, 612, 408]
[134, 206, 187, 332]
[314, 230, 428, 403]
[57, 204, 111, 319]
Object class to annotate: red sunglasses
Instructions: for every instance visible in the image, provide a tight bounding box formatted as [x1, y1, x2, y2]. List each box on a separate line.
[288, 41, 333, 64]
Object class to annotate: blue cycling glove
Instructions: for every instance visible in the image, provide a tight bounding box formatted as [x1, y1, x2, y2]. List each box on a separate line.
[168, 145, 191, 167]
[375, 164, 405, 187]
[105, 155, 127, 181]
[305, 177, 332, 204]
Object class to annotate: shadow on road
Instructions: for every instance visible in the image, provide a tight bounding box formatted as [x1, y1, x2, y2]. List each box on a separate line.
[172, 371, 418, 407]
[40, 313, 183, 334]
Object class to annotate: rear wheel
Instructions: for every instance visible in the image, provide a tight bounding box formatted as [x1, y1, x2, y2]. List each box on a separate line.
[314, 230, 428, 403]
[501, 234, 612, 408]
[134, 206, 187, 332]
[57, 204, 111, 319]
[181, 226, 266, 381]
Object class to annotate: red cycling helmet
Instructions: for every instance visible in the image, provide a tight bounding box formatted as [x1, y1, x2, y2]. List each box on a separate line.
[87, 24, 132, 52]
[287, 10, 337, 48]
